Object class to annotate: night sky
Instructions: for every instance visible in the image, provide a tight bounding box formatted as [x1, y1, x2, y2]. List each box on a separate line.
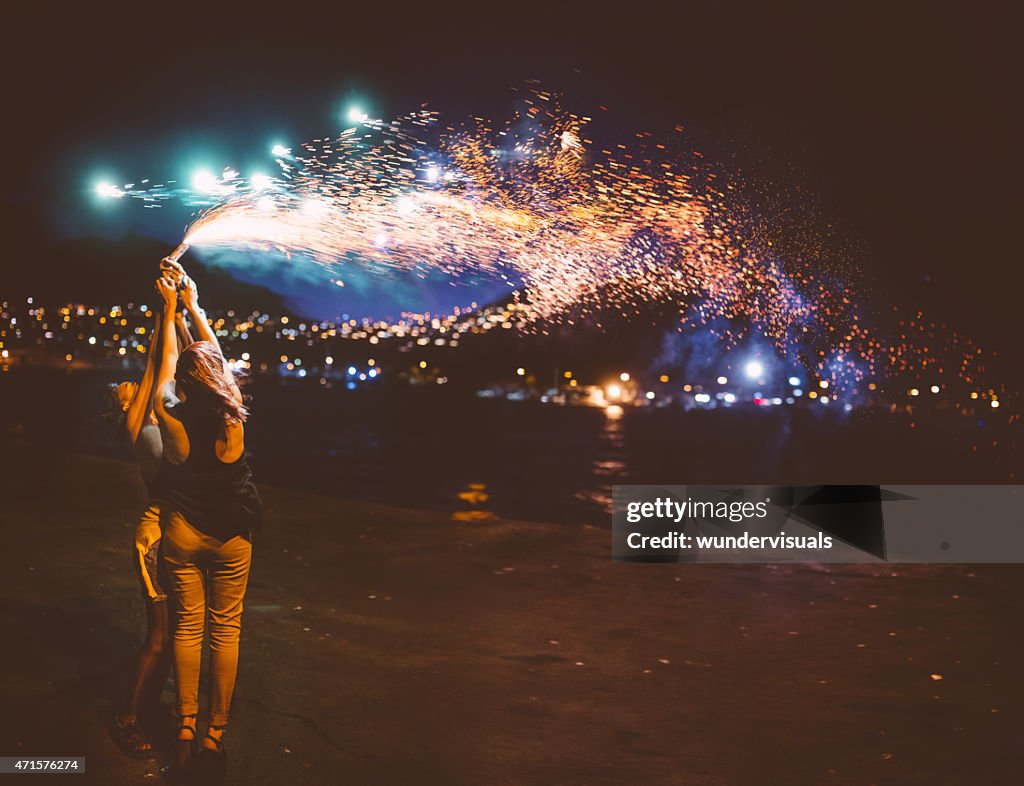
[4, 2, 1021, 365]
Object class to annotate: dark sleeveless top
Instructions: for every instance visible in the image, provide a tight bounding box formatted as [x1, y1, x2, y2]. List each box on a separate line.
[163, 403, 263, 541]
[146, 462, 173, 502]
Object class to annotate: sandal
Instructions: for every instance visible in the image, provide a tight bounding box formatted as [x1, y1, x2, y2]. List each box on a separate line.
[201, 725, 226, 754]
[112, 715, 155, 759]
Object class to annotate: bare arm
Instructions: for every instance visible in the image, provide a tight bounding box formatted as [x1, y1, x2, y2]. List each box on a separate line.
[163, 257, 241, 404]
[153, 275, 190, 463]
[179, 276, 219, 349]
[174, 310, 194, 350]
[179, 274, 243, 404]
[159, 257, 196, 349]
[124, 312, 161, 444]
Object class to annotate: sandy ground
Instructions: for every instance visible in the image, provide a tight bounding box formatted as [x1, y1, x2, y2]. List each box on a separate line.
[0, 443, 1020, 785]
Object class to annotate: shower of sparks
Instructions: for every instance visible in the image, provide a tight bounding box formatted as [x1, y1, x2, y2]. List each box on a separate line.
[105, 90, 1009, 406]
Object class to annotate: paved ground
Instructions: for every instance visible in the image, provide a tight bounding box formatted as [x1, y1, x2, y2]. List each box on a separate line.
[0, 443, 1020, 785]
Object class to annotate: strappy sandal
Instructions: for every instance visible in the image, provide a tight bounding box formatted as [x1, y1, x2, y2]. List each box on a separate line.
[201, 725, 225, 754]
[164, 715, 196, 783]
[111, 715, 155, 759]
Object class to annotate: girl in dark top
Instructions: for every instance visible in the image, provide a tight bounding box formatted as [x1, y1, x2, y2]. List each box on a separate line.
[153, 265, 261, 779]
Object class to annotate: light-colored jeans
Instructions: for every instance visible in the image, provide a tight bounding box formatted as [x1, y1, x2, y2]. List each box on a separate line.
[133, 502, 168, 603]
[163, 511, 252, 727]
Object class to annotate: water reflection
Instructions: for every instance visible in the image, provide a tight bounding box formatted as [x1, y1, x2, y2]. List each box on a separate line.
[453, 482, 497, 522]
[575, 404, 628, 513]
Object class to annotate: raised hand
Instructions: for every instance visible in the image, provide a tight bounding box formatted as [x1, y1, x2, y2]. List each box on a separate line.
[179, 274, 200, 311]
[160, 257, 186, 286]
[155, 274, 178, 311]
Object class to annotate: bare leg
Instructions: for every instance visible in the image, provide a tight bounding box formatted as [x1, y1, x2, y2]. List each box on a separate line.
[114, 600, 169, 757]
[122, 601, 170, 720]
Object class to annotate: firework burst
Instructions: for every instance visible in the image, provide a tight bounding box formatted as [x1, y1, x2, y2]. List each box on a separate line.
[105, 91, 1009, 408]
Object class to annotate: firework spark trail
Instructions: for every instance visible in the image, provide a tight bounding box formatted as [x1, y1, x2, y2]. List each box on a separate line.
[113, 94, 1008, 407]
[184, 110, 747, 324]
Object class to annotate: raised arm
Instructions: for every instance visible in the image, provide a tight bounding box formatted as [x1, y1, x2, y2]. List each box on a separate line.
[161, 256, 241, 405]
[123, 311, 162, 444]
[153, 273, 190, 463]
[174, 309, 194, 350]
[162, 258, 222, 353]
[178, 275, 219, 349]
[179, 274, 242, 404]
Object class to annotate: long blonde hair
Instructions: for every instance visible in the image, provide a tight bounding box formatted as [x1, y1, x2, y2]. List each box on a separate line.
[175, 341, 248, 423]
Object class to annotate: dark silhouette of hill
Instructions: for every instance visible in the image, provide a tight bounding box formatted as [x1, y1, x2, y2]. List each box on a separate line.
[3, 218, 288, 316]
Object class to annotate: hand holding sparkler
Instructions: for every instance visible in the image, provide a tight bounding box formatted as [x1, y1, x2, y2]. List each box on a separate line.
[160, 257, 186, 288]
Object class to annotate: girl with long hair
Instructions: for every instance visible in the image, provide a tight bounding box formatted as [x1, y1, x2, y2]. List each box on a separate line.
[153, 265, 262, 780]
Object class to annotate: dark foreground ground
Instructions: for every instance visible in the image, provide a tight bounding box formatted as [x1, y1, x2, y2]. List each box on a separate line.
[0, 444, 1020, 785]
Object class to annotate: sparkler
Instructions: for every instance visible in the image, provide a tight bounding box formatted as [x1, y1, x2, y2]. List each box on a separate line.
[166, 242, 189, 263]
